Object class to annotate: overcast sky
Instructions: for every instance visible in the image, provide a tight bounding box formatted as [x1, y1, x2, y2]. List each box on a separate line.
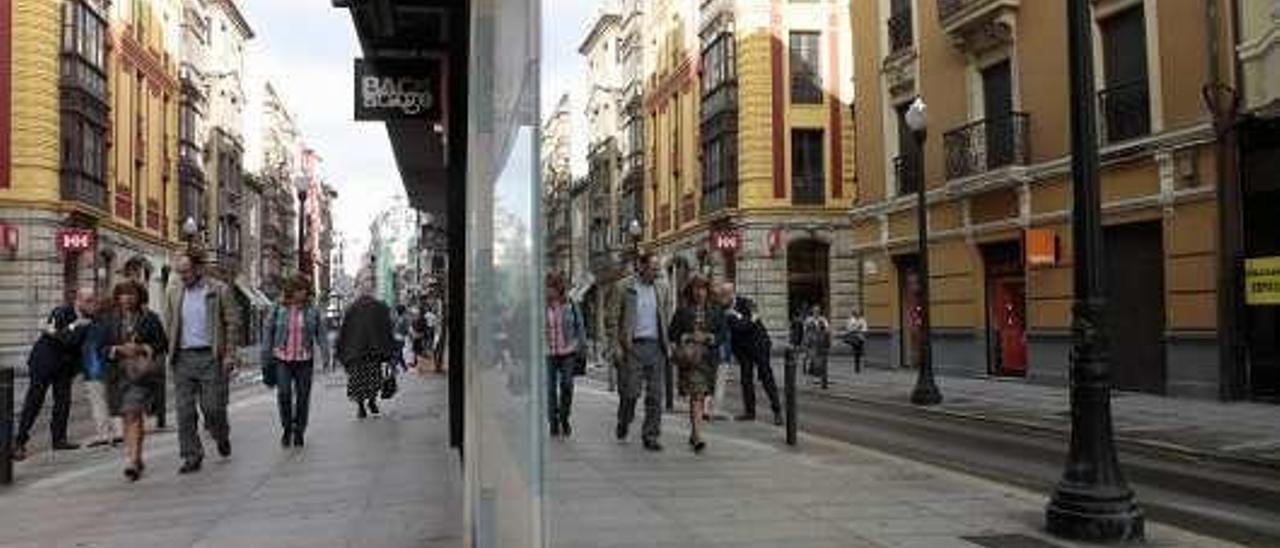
[243, 0, 598, 275]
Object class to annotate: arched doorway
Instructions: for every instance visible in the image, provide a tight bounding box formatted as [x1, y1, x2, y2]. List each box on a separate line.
[787, 239, 830, 321]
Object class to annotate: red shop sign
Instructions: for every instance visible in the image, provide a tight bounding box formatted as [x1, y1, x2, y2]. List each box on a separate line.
[56, 228, 96, 252]
[711, 229, 741, 253]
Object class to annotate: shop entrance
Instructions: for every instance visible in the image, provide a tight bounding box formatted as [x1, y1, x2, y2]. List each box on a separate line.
[1104, 221, 1167, 394]
[1243, 117, 1280, 401]
[895, 254, 922, 369]
[982, 241, 1027, 376]
[787, 238, 830, 319]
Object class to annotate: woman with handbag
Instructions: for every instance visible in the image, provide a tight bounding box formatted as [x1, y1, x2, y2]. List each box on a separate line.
[103, 280, 168, 481]
[545, 272, 586, 438]
[667, 274, 724, 453]
[264, 276, 330, 448]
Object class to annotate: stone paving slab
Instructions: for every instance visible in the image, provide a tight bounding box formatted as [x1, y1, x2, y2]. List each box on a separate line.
[0, 372, 462, 548]
[551, 382, 1244, 548]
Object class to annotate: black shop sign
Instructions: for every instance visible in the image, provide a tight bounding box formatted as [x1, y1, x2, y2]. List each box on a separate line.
[354, 57, 445, 122]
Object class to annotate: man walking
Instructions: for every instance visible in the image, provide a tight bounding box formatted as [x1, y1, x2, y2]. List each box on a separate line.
[12, 287, 99, 461]
[164, 254, 241, 474]
[614, 253, 671, 451]
[722, 284, 782, 425]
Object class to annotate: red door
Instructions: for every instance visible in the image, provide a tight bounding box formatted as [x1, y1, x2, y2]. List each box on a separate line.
[991, 280, 1028, 375]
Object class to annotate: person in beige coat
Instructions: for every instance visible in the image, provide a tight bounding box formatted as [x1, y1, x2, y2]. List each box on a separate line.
[612, 253, 672, 451]
[162, 253, 241, 474]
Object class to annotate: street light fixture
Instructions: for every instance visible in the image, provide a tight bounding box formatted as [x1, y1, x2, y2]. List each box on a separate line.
[182, 216, 199, 251]
[1045, 0, 1143, 541]
[904, 97, 941, 407]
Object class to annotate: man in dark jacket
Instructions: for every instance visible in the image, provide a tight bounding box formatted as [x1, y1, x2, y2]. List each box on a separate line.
[336, 279, 397, 418]
[720, 283, 781, 425]
[13, 287, 100, 460]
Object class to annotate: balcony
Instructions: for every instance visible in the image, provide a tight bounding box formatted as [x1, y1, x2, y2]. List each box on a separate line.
[936, 0, 1019, 54]
[61, 171, 109, 212]
[894, 155, 922, 196]
[701, 82, 738, 122]
[792, 176, 826, 206]
[888, 7, 914, 53]
[1099, 80, 1151, 145]
[943, 112, 1030, 180]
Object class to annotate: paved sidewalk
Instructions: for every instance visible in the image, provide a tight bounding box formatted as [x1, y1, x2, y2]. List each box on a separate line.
[1, 372, 462, 548]
[789, 356, 1280, 468]
[549, 382, 1242, 548]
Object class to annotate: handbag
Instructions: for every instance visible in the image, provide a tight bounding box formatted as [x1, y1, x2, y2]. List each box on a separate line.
[380, 362, 398, 399]
[673, 338, 705, 372]
[571, 352, 587, 376]
[263, 306, 281, 387]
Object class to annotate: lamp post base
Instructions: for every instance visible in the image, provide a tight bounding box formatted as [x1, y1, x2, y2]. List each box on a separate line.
[1047, 483, 1145, 542]
[909, 379, 942, 406]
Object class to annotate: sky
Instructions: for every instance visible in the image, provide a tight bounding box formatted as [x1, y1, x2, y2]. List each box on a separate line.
[243, 0, 599, 275]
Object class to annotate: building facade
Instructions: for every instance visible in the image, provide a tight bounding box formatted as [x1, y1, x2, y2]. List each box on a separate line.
[541, 94, 573, 279]
[579, 7, 623, 346]
[0, 0, 188, 367]
[849, 0, 1235, 399]
[636, 0, 857, 335]
[254, 81, 302, 298]
[202, 0, 252, 280]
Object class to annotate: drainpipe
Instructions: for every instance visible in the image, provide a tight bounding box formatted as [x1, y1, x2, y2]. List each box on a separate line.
[1204, 0, 1246, 400]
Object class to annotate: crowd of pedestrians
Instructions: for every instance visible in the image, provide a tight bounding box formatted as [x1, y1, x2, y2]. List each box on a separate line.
[9, 253, 432, 482]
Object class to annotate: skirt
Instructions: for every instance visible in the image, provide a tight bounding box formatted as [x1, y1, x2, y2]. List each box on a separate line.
[679, 357, 717, 399]
[346, 360, 383, 402]
[115, 377, 157, 415]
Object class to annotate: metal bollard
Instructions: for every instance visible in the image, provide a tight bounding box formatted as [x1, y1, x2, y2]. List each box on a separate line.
[1, 366, 14, 485]
[784, 347, 797, 446]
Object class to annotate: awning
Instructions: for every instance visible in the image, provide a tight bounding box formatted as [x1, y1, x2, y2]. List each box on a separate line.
[234, 279, 273, 309]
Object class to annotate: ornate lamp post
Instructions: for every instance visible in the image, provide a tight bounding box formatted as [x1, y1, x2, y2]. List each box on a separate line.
[904, 97, 941, 406]
[296, 177, 310, 278]
[1045, 0, 1143, 541]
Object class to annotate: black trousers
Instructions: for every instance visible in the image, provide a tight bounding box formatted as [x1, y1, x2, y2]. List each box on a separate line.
[733, 347, 780, 416]
[276, 360, 314, 435]
[15, 368, 75, 447]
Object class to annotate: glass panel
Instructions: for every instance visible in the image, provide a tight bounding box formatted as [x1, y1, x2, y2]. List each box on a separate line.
[466, 0, 544, 546]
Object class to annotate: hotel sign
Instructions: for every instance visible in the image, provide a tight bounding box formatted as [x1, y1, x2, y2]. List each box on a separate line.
[354, 57, 445, 122]
[56, 228, 95, 253]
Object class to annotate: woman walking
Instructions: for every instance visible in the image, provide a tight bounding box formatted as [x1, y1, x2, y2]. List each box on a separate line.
[264, 276, 330, 447]
[336, 277, 397, 419]
[668, 274, 724, 453]
[545, 272, 586, 437]
[102, 280, 168, 481]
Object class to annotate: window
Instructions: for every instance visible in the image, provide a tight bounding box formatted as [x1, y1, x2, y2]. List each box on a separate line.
[701, 34, 736, 96]
[791, 129, 825, 205]
[896, 103, 921, 195]
[81, 122, 105, 181]
[1099, 6, 1150, 143]
[790, 32, 822, 104]
[888, 0, 914, 53]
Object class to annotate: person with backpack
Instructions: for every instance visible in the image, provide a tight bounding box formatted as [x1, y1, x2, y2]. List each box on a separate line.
[263, 276, 330, 447]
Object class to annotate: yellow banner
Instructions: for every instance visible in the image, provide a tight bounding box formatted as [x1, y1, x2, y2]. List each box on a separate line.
[1245, 256, 1280, 306]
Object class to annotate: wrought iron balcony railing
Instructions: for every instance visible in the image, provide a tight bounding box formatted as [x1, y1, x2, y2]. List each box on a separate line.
[1099, 80, 1150, 145]
[792, 176, 826, 206]
[888, 7, 915, 53]
[943, 112, 1030, 179]
[894, 154, 922, 196]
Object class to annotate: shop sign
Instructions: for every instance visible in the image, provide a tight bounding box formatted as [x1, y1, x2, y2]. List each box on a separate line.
[1025, 228, 1057, 267]
[711, 229, 741, 253]
[354, 57, 445, 122]
[1245, 256, 1280, 306]
[56, 228, 95, 252]
[767, 227, 785, 256]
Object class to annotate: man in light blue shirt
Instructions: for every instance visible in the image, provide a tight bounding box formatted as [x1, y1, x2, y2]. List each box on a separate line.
[614, 253, 671, 451]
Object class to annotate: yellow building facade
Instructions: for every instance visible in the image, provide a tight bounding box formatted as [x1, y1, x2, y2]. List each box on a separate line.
[643, 0, 857, 332]
[0, 0, 182, 367]
[850, 0, 1237, 399]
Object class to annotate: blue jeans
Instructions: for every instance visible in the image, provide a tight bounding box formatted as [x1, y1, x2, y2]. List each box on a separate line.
[547, 354, 576, 426]
[276, 360, 314, 435]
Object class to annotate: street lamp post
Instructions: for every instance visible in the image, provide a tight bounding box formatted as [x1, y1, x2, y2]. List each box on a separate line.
[182, 216, 199, 252]
[904, 97, 941, 406]
[1045, 0, 1143, 541]
[296, 179, 309, 278]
